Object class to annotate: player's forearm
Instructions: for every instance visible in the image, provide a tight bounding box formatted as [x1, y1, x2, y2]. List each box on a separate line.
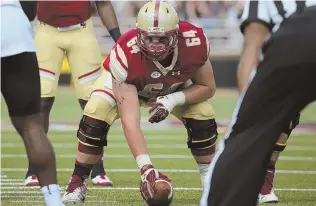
[237, 23, 270, 93]
[158, 84, 215, 111]
[95, 1, 121, 41]
[182, 84, 215, 104]
[122, 124, 149, 158]
[237, 42, 262, 93]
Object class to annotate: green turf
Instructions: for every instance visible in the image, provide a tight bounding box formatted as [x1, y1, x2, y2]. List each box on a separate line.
[2, 87, 316, 122]
[1, 88, 316, 205]
[1, 130, 316, 206]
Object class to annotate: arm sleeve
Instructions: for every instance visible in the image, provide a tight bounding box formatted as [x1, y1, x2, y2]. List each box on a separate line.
[240, 0, 274, 34]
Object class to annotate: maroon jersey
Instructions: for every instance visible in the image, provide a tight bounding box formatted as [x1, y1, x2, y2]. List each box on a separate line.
[103, 21, 210, 100]
[37, 1, 91, 27]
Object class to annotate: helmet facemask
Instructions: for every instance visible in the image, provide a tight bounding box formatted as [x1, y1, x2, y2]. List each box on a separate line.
[136, 26, 178, 61]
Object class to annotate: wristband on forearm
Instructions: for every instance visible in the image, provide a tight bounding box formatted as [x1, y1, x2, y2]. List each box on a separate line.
[109, 27, 121, 42]
[165, 91, 186, 107]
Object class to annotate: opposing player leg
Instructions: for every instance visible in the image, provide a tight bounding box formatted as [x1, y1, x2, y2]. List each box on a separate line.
[172, 101, 217, 189]
[24, 22, 65, 186]
[1, 52, 63, 206]
[259, 113, 300, 204]
[62, 71, 119, 204]
[67, 18, 112, 186]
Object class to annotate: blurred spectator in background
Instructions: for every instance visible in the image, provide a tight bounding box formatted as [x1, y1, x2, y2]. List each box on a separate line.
[184, 1, 242, 29]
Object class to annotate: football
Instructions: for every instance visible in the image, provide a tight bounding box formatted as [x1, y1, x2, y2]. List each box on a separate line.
[141, 179, 173, 206]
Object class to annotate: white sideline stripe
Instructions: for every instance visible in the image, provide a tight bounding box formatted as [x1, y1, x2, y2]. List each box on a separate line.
[0, 175, 8, 178]
[2, 143, 316, 151]
[2, 154, 316, 161]
[1, 168, 316, 174]
[1, 188, 316, 192]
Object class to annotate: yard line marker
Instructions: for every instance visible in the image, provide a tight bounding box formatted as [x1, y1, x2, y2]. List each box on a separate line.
[2, 154, 316, 161]
[2, 168, 316, 174]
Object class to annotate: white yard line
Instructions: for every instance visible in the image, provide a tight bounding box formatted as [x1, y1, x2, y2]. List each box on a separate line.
[1, 187, 316, 192]
[1, 154, 316, 161]
[2, 143, 316, 151]
[0, 179, 24, 182]
[1, 134, 185, 140]
[1, 195, 96, 198]
[2, 168, 316, 174]
[1, 143, 187, 149]
[11, 200, 117, 203]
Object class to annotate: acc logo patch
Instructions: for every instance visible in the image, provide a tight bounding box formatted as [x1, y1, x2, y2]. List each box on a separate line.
[151, 71, 161, 79]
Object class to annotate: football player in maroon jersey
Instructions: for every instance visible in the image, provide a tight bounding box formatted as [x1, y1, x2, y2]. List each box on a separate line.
[62, 1, 217, 204]
[24, 0, 120, 187]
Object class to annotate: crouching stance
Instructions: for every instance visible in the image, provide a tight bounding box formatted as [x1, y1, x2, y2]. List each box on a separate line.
[61, 1, 217, 204]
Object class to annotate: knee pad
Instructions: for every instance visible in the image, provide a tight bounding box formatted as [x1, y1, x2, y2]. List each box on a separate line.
[183, 118, 218, 156]
[77, 115, 110, 147]
[283, 113, 300, 135]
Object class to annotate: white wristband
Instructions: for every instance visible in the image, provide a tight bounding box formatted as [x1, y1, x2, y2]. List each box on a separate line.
[166, 91, 185, 106]
[136, 154, 152, 169]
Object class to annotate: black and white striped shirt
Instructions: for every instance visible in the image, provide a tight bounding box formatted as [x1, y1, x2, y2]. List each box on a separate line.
[240, 0, 316, 33]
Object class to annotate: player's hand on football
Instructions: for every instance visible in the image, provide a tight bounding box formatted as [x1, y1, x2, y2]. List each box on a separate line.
[140, 164, 172, 201]
[148, 96, 174, 123]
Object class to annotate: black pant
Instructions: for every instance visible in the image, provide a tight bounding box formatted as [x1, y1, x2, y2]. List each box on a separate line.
[1, 52, 41, 116]
[201, 8, 316, 206]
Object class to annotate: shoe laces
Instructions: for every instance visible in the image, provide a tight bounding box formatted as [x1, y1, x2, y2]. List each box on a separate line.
[67, 175, 86, 193]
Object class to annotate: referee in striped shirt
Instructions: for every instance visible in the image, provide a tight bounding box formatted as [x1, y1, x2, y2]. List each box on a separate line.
[200, 1, 316, 206]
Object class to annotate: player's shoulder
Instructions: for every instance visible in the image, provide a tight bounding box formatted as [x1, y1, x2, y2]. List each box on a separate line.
[177, 21, 210, 62]
[114, 29, 140, 59]
[178, 21, 206, 37]
[116, 29, 138, 45]
[104, 29, 141, 82]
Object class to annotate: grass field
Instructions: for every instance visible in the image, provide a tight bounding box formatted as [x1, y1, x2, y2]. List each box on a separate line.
[1, 88, 316, 206]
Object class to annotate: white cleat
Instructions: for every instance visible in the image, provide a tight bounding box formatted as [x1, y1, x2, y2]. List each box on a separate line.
[258, 189, 279, 204]
[24, 175, 40, 187]
[61, 175, 87, 204]
[91, 174, 113, 186]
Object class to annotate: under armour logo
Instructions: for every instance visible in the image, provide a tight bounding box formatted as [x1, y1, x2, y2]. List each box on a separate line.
[171, 71, 180, 76]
